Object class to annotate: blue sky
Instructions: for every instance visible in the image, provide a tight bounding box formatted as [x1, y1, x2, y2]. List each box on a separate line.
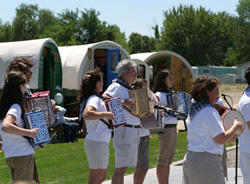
[0, 0, 239, 38]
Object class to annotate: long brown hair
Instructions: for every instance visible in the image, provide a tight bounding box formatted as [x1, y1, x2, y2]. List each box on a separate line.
[0, 71, 27, 119]
[153, 69, 173, 93]
[78, 68, 103, 102]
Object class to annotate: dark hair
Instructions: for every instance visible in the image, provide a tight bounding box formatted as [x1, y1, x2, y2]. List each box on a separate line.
[245, 67, 250, 86]
[191, 75, 220, 102]
[132, 78, 147, 90]
[78, 68, 103, 102]
[0, 71, 27, 119]
[6, 58, 33, 84]
[153, 69, 173, 93]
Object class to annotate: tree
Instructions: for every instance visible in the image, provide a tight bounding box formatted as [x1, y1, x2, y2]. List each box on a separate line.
[128, 33, 156, 54]
[160, 5, 235, 66]
[12, 3, 39, 41]
[0, 20, 12, 42]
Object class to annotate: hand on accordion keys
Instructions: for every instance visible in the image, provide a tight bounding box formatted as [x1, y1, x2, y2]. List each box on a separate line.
[122, 98, 136, 108]
[27, 128, 39, 138]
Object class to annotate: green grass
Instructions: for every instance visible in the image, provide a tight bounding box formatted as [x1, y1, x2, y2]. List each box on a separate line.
[0, 131, 235, 184]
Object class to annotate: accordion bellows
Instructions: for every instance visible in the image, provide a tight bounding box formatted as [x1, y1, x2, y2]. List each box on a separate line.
[129, 87, 153, 117]
[25, 91, 55, 127]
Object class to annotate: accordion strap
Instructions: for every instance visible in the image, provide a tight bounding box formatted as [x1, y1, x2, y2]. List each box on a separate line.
[100, 119, 112, 129]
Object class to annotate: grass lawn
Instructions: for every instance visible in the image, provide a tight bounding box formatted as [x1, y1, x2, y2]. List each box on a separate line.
[0, 131, 236, 184]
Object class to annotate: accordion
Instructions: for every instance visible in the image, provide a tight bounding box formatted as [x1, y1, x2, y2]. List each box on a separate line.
[24, 110, 51, 148]
[166, 92, 191, 119]
[105, 97, 127, 127]
[129, 87, 154, 117]
[25, 91, 55, 127]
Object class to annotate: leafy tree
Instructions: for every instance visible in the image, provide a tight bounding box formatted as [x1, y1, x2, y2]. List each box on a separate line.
[12, 3, 39, 41]
[0, 20, 12, 42]
[128, 32, 156, 54]
[38, 9, 57, 35]
[105, 24, 128, 51]
[160, 5, 235, 66]
[228, 0, 250, 65]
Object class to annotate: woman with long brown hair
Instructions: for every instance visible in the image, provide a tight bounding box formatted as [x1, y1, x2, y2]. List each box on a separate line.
[153, 69, 177, 184]
[79, 68, 114, 184]
[0, 71, 39, 183]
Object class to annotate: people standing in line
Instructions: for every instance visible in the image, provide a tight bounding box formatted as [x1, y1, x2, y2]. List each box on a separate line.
[183, 76, 243, 184]
[238, 67, 250, 184]
[103, 59, 140, 184]
[79, 68, 114, 184]
[152, 69, 178, 184]
[0, 71, 39, 183]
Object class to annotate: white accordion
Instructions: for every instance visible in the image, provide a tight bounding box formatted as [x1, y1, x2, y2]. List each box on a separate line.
[166, 92, 191, 117]
[105, 97, 127, 127]
[24, 110, 51, 148]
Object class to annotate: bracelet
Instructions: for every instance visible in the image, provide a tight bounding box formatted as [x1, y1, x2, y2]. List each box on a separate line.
[103, 113, 106, 118]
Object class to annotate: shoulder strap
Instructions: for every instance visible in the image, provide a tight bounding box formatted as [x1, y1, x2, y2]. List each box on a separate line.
[100, 119, 112, 129]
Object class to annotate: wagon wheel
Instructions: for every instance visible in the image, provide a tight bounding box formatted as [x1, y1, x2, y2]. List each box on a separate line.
[70, 108, 87, 138]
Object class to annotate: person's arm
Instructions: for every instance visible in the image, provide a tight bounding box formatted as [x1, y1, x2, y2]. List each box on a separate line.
[213, 117, 243, 144]
[1, 115, 38, 138]
[83, 106, 114, 121]
[246, 121, 250, 131]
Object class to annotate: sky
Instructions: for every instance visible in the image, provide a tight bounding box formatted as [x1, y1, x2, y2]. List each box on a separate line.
[0, 0, 240, 38]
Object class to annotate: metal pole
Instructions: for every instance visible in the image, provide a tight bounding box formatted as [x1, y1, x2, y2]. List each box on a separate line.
[222, 95, 238, 184]
[235, 139, 238, 184]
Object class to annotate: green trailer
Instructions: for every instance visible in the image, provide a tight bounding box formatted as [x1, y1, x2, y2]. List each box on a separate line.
[0, 38, 64, 104]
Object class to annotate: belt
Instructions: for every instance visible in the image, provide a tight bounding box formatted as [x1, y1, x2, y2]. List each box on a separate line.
[124, 124, 141, 129]
[164, 124, 177, 128]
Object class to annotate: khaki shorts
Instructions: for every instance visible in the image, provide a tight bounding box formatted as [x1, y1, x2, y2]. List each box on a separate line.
[183, 151, 225, 184]
[137, 136, 150, 170]
[84, 139, 109, 169]
[6, 154, 35, 183]
[157, 127, 177, 165]
[113, 126, 140, 168]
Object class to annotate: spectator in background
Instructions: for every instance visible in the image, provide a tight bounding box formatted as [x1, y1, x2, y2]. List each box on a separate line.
[51, 106, 79, 143]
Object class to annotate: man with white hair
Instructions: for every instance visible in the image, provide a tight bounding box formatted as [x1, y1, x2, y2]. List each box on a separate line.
[103, 59, 140, 184]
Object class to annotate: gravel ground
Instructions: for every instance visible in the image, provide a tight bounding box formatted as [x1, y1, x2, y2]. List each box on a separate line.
[226, 146, 240, 168]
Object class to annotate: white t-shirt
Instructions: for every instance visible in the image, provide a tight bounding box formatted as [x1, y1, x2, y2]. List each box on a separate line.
[186, 106, 225, 155]
[84, 95, 112, 143]
[155, 91, 178, 125]
[104, 82, 141, 126]
[0, 104, 34, 158]
[238, 92, 250, 153]
[216, 97, 224, 106]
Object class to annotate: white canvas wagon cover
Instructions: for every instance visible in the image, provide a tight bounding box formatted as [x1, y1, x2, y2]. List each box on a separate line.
[59, 40, 130, 90]
[0, 38, 58, 89]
